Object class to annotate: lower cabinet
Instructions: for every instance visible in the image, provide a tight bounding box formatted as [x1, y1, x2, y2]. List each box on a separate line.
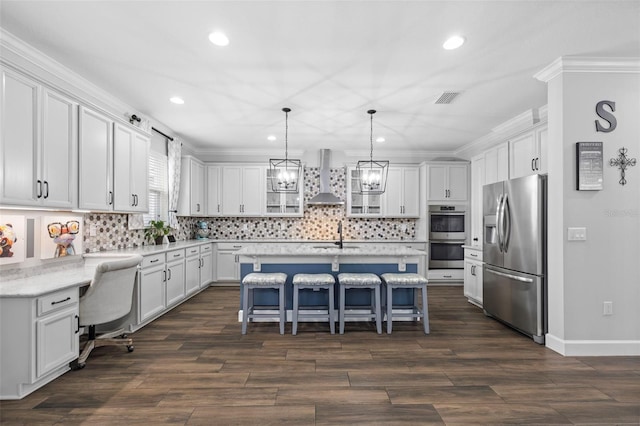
[1, 287, 79, 400]
[165, 249, 186, 307]
[134, 243, 211, 331]
[463, 248, 483, 307]
[215, 242, 245, 282]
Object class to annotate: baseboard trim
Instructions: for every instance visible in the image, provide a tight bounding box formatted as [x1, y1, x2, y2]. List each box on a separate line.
[546, 334, 640, 356]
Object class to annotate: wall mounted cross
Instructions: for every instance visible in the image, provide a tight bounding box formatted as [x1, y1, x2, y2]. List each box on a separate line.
[609, 147, 636, 185]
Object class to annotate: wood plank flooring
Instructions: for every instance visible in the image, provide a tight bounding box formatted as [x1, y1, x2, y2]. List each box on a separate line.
[1, 286, 639, 425]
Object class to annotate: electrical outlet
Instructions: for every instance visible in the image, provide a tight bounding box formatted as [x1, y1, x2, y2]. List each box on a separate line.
[568, 227, 587, 241]
[280, 223, 286, 231]
[89, 224, 97, 236]
[603, 301, 613, 316]
[243, 224, 248, 231]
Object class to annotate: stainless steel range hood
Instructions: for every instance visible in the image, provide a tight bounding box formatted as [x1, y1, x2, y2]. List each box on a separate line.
[307, 149, 344, 205]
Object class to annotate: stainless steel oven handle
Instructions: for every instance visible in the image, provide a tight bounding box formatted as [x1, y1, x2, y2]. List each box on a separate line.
[485, 267, 533, 283]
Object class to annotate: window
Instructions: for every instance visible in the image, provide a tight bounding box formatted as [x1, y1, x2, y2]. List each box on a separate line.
[143, 150, 168, 226]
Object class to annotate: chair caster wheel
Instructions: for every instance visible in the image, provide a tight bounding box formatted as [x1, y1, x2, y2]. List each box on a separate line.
[127, 345, 134, 352]
[70, 360, 85, 370]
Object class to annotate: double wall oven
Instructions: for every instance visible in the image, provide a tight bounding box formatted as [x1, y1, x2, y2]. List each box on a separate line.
[428, 205, 466, 269]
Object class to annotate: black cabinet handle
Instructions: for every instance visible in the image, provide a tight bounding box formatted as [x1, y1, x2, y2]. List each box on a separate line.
[51, 296, 71, 305]
[44, 181, 49, 199]
[37, 179, 42, 198]
[75, 314, 80, 333]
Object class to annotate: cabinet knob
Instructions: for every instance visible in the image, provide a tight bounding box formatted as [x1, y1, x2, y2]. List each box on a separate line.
[473, 237, 478, 241]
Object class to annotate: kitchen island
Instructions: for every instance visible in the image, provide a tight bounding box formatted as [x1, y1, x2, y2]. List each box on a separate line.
[236, 243, 427, 320]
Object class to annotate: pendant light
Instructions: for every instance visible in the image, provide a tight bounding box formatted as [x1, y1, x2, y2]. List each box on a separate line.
[356, 109, 389, 194]
[269, 107, 302, 193]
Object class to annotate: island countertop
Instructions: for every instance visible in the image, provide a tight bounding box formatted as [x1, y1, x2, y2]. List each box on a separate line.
[236, 243, 426, 257]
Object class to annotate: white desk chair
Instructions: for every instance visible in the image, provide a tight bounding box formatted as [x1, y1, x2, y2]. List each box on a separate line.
[72, 255, 143, 369]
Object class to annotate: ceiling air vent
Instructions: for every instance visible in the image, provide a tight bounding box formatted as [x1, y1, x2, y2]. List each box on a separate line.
[434, 91, 460, 104]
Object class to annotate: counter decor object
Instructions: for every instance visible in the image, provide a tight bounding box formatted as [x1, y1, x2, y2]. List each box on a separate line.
[144, 220, 171, 245]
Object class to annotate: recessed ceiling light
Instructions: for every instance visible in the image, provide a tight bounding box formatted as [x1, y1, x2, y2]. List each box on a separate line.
[443, 35, 465, 50]
[267, 135, 277, 141]
[209, 31, 229, 47]
[169, 96, 184, 105]
[376, 137, 385, 143]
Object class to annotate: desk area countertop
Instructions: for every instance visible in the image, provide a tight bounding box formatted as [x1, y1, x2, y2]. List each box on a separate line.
[0, 240, 214, 298]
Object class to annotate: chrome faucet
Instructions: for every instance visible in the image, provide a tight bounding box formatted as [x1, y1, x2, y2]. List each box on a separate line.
[335, 221, 343, 249]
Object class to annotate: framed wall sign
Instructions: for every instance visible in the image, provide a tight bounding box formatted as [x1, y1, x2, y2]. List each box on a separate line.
[576, 142, 604, 190]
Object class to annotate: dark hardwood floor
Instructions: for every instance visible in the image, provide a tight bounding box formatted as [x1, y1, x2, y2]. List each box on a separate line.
[1, 286, 639, 425]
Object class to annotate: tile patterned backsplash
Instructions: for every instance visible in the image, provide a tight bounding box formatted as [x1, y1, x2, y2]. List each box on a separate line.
[82, 167, 418, 252]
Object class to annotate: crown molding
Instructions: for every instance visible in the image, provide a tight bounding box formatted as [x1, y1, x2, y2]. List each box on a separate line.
[535, 56, 640, 83]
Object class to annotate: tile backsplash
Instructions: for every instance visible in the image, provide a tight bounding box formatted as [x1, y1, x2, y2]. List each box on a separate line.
[80, 166, 418, 252]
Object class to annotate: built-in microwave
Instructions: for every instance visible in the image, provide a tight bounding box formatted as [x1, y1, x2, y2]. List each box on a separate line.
[428, 205, 466, 241]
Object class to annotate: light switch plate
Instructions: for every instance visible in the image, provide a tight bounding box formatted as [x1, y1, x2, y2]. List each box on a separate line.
[567, 227, 587, 241]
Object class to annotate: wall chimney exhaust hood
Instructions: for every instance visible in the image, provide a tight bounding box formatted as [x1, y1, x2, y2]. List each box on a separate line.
[307, 149, 344, 205]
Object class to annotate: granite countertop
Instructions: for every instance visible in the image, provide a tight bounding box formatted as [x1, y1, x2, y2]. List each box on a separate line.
[237, 243, 426, 257]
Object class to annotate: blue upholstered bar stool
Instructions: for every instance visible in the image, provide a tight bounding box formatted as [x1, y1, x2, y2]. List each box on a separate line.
[337, 273, 382, 334]
[292, 273, 336, 335]
[381, 273, 430, 334]
[241, 272, 287, 335]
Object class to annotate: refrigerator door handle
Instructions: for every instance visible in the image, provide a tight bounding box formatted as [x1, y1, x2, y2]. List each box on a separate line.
[485, 267, 534, 283]
[502, 193, 511, 252]
[496, 194, 505, 252]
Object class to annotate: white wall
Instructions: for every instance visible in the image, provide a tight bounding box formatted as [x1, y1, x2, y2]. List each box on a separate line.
[542, 58, 640, 355]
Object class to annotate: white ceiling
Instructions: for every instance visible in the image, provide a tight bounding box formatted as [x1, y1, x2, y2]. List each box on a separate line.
[1, 1, 639, 158]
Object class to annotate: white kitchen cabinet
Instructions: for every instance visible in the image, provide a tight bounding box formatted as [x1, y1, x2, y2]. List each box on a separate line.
[79, 106, 114, 211]
[165, 249, 186, 307]
[470, 155, 485, 248]
[185, 246, 201, 296]
[206, 165, 222, 216]
[200, 243, 214, 287]
[426, 163, 468, 202]
[347, 166, 383, 217]
[113, 123, 149, 212]
[0, 69, 78, 208]
[384, 166, 419, 217]
[138, 254, 166, 323]
[463, 248, 483, 307]
[215, 242, 244, 282]
[265, 167, 304, 216]
[484, 142, 509, 185]
[178, 156, 205, 216]
[509, 125, 547, 179]
[1, 287, 79, 399]
[221, 165, 264, 216]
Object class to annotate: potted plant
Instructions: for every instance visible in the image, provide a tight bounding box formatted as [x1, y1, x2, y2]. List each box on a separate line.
[144, 220, 171, 245]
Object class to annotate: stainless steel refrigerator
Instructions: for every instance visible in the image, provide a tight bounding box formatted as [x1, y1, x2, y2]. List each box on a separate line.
[483, 174, 546, 344]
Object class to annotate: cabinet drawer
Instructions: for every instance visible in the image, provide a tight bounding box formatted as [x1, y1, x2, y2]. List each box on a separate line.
[201, 243, 212, 253]
[167, 249, 185, 261]
[38, 288, 78, 317]
[216, 242, 244, 250]
[186, 246, 200, 257]
[142, 253, 165, 268]
[464, 249, 483, 261]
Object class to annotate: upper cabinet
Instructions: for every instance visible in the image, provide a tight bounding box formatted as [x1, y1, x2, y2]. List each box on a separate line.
[509, 124, 547, 179]
[265, 168, 304, 216]
[1, 68, 78, 208]
[205, 165, 222, 216]
[178, 156, 205, 216]
[483, 142, 509, 185]
[426, 163, 468, 202]
[113, 123, 149, 212]
[347, 166, 383, 217]
[384, 166, 420, 217]
[78, 106, 114, 211]
[79, 106, 149, 212]
[221, 165, 264, 216]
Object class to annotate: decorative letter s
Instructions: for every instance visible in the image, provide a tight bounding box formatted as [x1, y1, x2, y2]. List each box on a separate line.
[595, 100, 617, 132]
